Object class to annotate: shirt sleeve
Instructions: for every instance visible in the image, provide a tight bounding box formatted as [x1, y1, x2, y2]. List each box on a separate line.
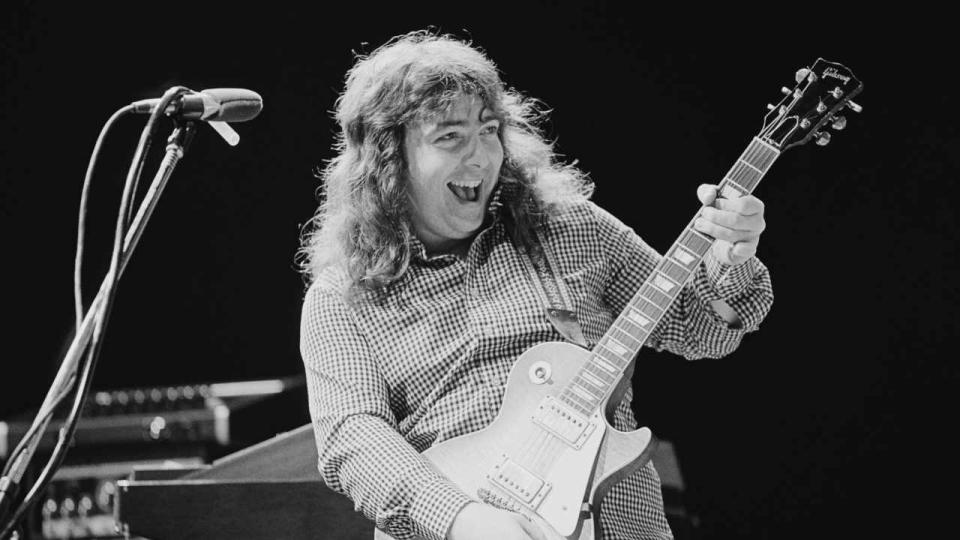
[593, 204, 774, 360]
[300, 280, 472, 540]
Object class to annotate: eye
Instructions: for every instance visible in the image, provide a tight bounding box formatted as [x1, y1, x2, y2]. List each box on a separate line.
[481, 123, 500, 136]
[436, 131, 462, 143]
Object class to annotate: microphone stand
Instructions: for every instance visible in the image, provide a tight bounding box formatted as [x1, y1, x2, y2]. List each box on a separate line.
[0, 121, 196, 537]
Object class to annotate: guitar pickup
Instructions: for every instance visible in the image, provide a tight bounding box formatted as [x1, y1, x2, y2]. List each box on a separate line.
[486, 455, 551, 508]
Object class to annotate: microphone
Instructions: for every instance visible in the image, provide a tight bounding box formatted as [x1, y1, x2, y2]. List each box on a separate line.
[132, 88, 263, 123]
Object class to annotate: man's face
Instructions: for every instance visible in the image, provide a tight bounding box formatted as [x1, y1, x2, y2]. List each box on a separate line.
[404, 95, 503, 253]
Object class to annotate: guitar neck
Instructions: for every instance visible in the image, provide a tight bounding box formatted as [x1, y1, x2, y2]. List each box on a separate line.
[556, 137, 781, 416]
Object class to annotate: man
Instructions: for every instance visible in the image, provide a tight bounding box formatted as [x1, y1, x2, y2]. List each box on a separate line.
[299, 31, 772, 540]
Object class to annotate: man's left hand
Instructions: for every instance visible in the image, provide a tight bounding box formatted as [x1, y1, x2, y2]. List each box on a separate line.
[693, 183, 766, 265]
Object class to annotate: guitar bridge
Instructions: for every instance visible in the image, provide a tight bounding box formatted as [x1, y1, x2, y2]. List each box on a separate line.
[486, 455, 551, 509]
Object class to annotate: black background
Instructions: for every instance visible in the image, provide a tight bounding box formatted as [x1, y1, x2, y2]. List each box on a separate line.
[1, 3, 956, 538]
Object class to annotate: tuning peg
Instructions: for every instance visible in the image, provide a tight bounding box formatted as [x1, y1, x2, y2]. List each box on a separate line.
[767, 103, 776, 111]
[781, 86, 792, 96]
[795, 68, 813, 83]
[815, 132, 832, 146]
[846, 100, 863, 113]
[831, 116, 847, 130]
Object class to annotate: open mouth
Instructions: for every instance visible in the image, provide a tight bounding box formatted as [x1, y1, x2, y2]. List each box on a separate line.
[447, 182, 480, 202]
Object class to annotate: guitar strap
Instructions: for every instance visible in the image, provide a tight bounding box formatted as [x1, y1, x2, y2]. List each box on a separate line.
[519, 230, 590, 348]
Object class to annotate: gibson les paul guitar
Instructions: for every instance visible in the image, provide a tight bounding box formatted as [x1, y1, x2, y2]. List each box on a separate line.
[376, 58, 863, 540]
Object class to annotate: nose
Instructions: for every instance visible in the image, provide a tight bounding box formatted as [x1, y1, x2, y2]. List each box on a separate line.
[463, 134, 489, 169]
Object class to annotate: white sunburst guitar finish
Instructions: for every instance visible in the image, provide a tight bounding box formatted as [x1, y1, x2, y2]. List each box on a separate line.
[373, 58, 864, 539]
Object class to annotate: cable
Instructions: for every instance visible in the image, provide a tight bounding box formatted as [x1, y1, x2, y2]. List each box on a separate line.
[74, 104, 135, 330]
[0, 87, 188, 538]
[0, 323, 103, 540]
[2, 103, 133, 482]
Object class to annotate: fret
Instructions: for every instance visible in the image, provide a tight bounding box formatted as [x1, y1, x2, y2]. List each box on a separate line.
[571, 383, 600, 402]
[591, 355, 618, 373]
[581, 366, 608, 386]
[720, 181, 747, 200]
[584, 363, 615, 384]
[625, 307, 654, 329]
[756, 140, 779, 170]
[641, 284, 671, 310]
[744, 139, 778, 172]
[558, 393, 580, 410]
[651, 272, 679, 294]
[596, 346, 627, 370]
[728, 161, 761, 191]
[680, 229, 712, 255]
[659, 259, 691, 284]
[559, 391, 589, 413]
[577, 372, 605, 392]
[608, 328, 641, 352]
[613, 319, 648, 345]
[634, 299, 663, 320]
[568, 386, 597, 406]
[737, 157, 763, 175]
[740, 142, 767, 172]
[603, 337, 629, 359]
[669, 245, 698, 267]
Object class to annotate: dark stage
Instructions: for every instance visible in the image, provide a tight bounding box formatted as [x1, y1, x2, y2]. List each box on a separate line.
[1, 4, 956, 538]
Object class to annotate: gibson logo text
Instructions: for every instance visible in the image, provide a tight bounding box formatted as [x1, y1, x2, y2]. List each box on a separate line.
[822, 67, 851, 83]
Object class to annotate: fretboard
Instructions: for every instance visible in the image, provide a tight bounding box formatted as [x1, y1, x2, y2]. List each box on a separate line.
[557, 137, 780, 416]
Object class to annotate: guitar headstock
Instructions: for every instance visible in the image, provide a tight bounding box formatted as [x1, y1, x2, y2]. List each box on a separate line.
[760, 58, 863, 151]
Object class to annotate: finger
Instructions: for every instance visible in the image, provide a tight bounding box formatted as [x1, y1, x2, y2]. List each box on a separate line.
[730, 238, 760, 260]
[714, 195, 765, 216]
[700, 206, 766, 233]
[696, 183, 718, 206]
[730, 238, 758, 262]
[523, 510, 569, 540]
[712, 238, 758, 265]
[516, 515, 548, 540]
[693, 217, 761, 244]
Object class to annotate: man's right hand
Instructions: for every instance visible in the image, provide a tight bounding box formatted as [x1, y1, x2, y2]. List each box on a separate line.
[447, 502, 550, 540]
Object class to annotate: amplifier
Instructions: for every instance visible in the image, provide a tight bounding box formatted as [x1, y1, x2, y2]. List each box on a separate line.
[1, 376, 306, 458]
[1, 376, 309, 539]
[42, 457, 203, 539]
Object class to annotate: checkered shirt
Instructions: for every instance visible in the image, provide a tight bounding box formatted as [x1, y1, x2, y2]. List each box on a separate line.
[300, 194, 773, 540]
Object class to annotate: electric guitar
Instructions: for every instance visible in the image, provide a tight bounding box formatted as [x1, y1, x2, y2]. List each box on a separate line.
[376, 58, 863, 540]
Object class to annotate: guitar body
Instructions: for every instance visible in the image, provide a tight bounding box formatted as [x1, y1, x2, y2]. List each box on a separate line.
[375, 341, 656, 540]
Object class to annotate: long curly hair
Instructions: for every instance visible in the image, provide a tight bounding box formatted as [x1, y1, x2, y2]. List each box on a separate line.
[298, 31, 593, 298]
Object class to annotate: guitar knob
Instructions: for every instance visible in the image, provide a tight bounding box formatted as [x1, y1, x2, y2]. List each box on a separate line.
[528, 361, 552, 384]
[831, 116, 847, 130]
[766, 103, 776, 111]
[780, 86, 792, 96]
[846, 100, 863, 113]
[816, 132, 832, 146]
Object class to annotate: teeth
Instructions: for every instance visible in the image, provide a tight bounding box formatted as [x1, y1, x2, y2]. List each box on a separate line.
[449, 181, 481, 188]
[448, 184, 479, 202]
